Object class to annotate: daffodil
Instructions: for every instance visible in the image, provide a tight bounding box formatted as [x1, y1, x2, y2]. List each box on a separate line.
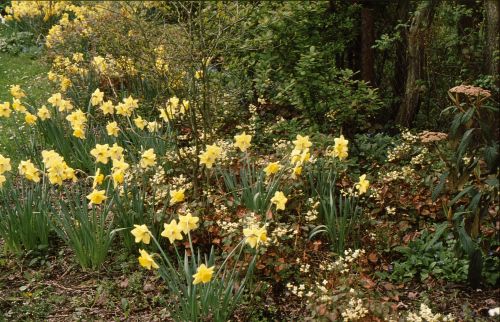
[24, 112, 37, 125]
[161, 219, 183, 244]
[355, 174, 369, 194]
[192, 264, 214, 285]
[18, 160, 40, 183]
[234, 132, 252, 152]
[72, 126, 86, 139]
[108, 143, 124, 161]
[0, 154, 12, 174]
[264, 162, 281, 177]
[138, 249, 159, 270]
[47, 92, 63, 108]
[86, 189, 107, 205]
[178, 212, 199, 234]
[333, 135, 349, 160]
[271, 191, 287, 211]
[147, 121, 161, 132]
[92, 168, 104, 188]
[99, 100, 114, 115]
[10, 85, 26, 99]
[0, 102, 11, 117]
[243, 225, 267, 249]
[37, 105, 51, 120]
[90, 88, 104, 106]
[131, 224, 151, 244]
[12, 98, 26, 113]
[90, 144, 110, 164]
[293, 134, 312, 151]
[169, 188, 185, 205]
[0, 175, 6, 187]
[106, 121, 120, 137]
[134, 116, 148, 130]
[140, 149, 156, 168]
[199, 144, 222, 168]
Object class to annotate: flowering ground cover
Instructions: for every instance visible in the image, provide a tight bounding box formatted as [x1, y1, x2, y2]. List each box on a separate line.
[0, 2, 498, 321]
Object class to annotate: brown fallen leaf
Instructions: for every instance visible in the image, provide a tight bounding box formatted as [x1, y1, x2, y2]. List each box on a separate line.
[368, 252, 378, 263]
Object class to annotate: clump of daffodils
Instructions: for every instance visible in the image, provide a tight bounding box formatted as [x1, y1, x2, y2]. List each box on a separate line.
[290, 134, 312, 177]
[199, 144, 222, 169]
[0, 154, 12, 187]
[42, 150, 77, 185]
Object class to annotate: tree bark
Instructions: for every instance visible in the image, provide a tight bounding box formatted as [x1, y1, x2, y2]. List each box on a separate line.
[485, 0, 499, 77]
[361, 6, 376, 85]
[392, 0, 410, 115]
[396, 0, 439, 127]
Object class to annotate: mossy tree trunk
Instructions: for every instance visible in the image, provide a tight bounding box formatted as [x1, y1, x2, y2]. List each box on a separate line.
[396, 0, 439, 127]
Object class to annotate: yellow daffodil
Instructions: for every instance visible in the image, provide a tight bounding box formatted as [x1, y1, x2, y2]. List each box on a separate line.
[194, 70, 203, 79]
[293, 134, 312, 151]
[291, 148, 310, 165]
[86, 189, 107, 205]
[72, 125, 86, 139]
[18, 160, 40, 183]
[10, 85, 26, 99]
[292, 165, 302, 177]
[12, 98, 26, 113]
[106, 121, 120, 137]
[90, 88, 104, 106]
[263, 162, 281, 177]
[123, 95, 139, 109]
[199, 144, 222, 169]
[161, 219, 183, 244]
[108, 143, 124, 161]
[356, 174, 370, 194]
[111, 159, 129, 187]
[333, 135, 349, 160]
[37, 105, 51, 120]
[134, 116, 148, 130]
[234, 132, 252, 152]
[58, 99, 73, 112]
[0, 154, 12, 174]
[243, 224, 267, 249]
[147, 121, 161, 132]
[0, 174, 6, 187]
[24, 112, 37, 125]
[131, 224, 151, 244]
[178, 212, 199, 234]
[169, 188, 185, 205]
[90, 144, 110, 164]
[99, 100, 114, 115]
[140, 149, 156, 169]
[92, 168, 104, 188]
[115, 102, 132, 117]
[47, 92, 63, 108]
[138, 249, 159, 270]
[0, 102, 11, 117]
[271, 191, 287, 211]
[192, 264, 214, 285]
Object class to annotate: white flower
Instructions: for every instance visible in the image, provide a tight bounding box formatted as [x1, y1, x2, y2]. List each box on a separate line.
[489, 307, 500, 317]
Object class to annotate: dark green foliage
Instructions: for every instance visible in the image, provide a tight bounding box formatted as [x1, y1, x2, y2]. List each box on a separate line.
[224, 2, 382, 132]
[389, 225, 469, 283]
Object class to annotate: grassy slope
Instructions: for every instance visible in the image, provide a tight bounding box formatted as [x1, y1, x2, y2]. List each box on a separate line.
[0, 25, 50, 160]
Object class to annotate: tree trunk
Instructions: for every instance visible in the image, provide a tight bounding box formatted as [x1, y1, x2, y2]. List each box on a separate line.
[361, 6, 376, 85]
[485, 0, 499, 77]
[392, 0, 410, 115]
[396, 0, 439, 127]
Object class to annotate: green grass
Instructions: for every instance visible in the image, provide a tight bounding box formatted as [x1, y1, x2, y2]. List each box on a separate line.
[0, 25, 50, 160]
